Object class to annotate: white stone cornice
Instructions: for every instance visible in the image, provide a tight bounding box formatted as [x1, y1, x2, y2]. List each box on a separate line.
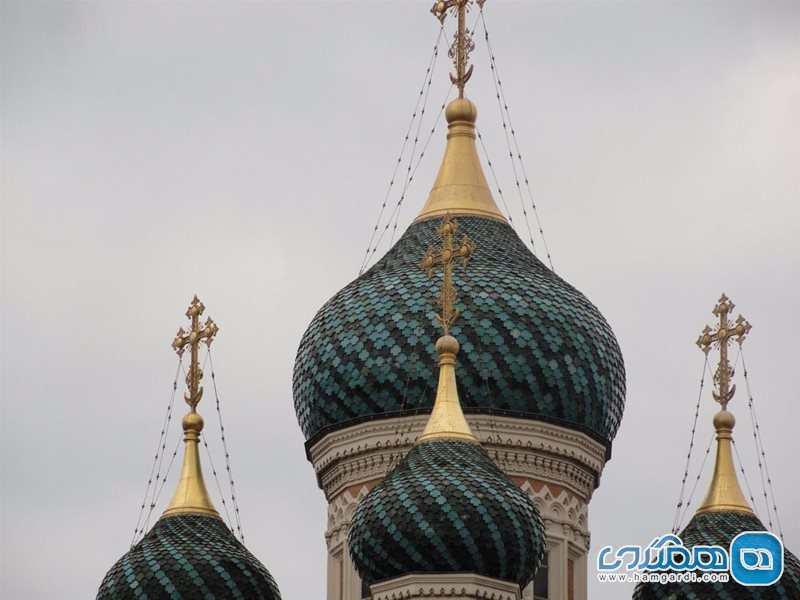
[309, 414, 607, 502]
[370, 573, 521, 600]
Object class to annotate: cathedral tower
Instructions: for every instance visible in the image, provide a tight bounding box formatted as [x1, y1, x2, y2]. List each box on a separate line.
[292, 3, 626, 599]
[347, 216, 546, 599]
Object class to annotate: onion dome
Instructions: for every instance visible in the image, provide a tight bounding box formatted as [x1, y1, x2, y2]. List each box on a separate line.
[632, 410, 800, 600]
[97, 297, 281, 600]
[632, 511, 800, 599]
[348, 335, 546, 589]
[97, 512, 282, 599]
[635, 297, 800, 599]
[293, 98, 625, 448]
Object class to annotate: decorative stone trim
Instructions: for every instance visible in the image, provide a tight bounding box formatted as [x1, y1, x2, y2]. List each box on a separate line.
[325, 484, 372, 551]
[310, 415, 606, 502]
[370, 573, 521, 600]
[520, 481, 590, 552]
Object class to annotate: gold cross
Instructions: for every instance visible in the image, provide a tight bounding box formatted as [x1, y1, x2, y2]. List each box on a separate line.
[696, 294, 752, 409]
[171, 295, 219, 410]
[421, 216, 476, 335]
[430, 0, 485, 98]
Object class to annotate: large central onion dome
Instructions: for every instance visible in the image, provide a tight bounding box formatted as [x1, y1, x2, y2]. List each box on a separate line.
[293, 98, 625, 447]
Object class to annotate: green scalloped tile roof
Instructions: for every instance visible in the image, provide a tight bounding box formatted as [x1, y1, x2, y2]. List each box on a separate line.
[348, 438, 545, 588]
[97, 515, 281, 600]
[632, 512, 800, 599]
[293, 216, 626, 445]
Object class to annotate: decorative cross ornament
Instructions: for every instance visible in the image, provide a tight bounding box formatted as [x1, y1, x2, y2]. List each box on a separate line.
[421, 216, 476, 335]
[430, 0, 485, 98]
[172, 295, 219, 410]
[696, 293, 752, 409]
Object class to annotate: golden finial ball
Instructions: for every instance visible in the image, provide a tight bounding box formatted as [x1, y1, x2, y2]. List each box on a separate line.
[436, 335, 460, 355]
[182, 411, 204, 432]
[713, 409, 735, 431]
[445, 98, 478, 124]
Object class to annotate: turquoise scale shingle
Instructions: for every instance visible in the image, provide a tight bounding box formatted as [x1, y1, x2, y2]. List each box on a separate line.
[97, 515, 281, 600]
[348, 439, 545, 588]
[632, 512, 800, 599]
[293, 216, 626, 445]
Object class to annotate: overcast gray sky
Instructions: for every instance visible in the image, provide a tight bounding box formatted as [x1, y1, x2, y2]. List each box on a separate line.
[2, 1, 798, 599]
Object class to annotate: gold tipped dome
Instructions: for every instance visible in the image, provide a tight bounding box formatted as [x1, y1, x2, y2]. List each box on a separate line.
[417, 335, 478, 443]
[414, 98, 506, 224]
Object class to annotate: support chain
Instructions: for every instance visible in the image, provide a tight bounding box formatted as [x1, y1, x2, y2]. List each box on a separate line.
[359, 26, 445, 275]
[731, 438, 762, 522]
[131, 362, 180, 547]
[475, 126, 515, 223]
[676, 432, 715, 531]
[741, 350, 784, 540]
[672, 358, 709, 534]
[207, 350, 246, 542]
[478, 8, 554, 271]
[362, 86, 453, 275]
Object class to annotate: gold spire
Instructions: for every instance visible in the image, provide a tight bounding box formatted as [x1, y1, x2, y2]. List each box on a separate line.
[417, 217, 478, 443]
[695, 294, 754, 515]
[163, 296, 220, 519]
[415, 1, 505, 224]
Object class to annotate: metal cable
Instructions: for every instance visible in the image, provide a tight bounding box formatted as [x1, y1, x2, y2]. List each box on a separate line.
[131, 362, 181, 547]
[677, 431, 716, 530]
[475, 126, 515, 223]
[207, 350, 245, 542]
[478, 8, 555, 271]
[671, 357, 710, 534]
[359, 26, 445, 275]
[201, 431, 235, 532]
[731, 438, 762, 522]
[389, 31, 445, 248]
[362, 85, 454, 273]
[141, 432, 182, 538]
[741, 350, 784, 539]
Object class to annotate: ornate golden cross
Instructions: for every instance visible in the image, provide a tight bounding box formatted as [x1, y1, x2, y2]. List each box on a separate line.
[172, 295, 219, 411]
[421, 216, 476, 335]
[431, 0, 485, 98]
[696, 294, 752, 409]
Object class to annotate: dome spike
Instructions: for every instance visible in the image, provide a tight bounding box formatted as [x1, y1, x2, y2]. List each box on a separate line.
[414, 98, 506, 224]
[417, 216, 478, 444]
[695, 294, 754, 515]
[416, 2, 505, 225]
[163, 296, 220, 519]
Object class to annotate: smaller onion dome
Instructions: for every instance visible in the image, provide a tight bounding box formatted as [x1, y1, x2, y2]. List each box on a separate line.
[632, 511, 800, 600]
[97, 297, 281, 599]
[634, 300, 800, 600]
[97, 514, 282, 599]
[348, 334, 545, 589]
[632, 409, 800, 599]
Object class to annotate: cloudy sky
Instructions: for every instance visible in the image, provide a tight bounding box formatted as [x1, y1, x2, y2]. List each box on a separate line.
[2, 1, 798, 599]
